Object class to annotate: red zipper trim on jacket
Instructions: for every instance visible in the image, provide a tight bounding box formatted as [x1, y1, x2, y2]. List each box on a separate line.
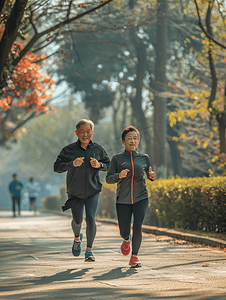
[130, 151, 134, 204]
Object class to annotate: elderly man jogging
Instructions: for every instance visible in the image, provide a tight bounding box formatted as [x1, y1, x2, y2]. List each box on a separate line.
[54, 119, 110, 262]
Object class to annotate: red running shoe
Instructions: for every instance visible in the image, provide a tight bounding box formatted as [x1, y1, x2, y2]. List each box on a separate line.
[129, 255, 142, 268]
[121, 240, 130, 256]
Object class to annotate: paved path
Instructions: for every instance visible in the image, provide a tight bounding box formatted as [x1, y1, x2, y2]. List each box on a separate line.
[0, 211, 226, 300]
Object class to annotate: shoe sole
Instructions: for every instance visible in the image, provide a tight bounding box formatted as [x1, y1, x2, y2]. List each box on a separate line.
[129, 263, 142, 268]
[85, 257, 95, 262]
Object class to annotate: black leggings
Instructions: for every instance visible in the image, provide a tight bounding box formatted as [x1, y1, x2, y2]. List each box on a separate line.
[71, 193, 99, 248]
[116, 199, 148, 256]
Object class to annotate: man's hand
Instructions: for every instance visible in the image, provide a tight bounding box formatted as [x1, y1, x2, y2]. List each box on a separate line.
[90, 157, 101, 168]
[149, 167, 157, 180]
[15, 186, 21, 190]
[119, 169, 130, 179]
[73, 157, 84, 167]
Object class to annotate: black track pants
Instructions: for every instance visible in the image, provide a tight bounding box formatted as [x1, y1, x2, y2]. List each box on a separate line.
[71, 193, 99, 248]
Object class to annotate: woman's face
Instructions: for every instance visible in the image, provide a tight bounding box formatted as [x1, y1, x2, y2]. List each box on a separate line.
[122, 131, 139, 152]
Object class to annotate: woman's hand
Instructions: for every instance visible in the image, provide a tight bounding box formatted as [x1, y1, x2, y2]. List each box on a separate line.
[119, 169, 130, 179]
[149, 167, 156, 180]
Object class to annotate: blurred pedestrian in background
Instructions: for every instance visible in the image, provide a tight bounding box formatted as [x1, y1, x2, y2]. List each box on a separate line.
[54, 119, 110, 262]
[9, 173, 23, 217]
[26, 177, 40, 214]
[106, 126, 156, 268]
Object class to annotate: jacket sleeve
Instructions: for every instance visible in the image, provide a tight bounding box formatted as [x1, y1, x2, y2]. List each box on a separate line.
[145, 155, 155, 181]
[106, 156, 120, 184]
[99, 147, 110, 171]
[53, 148, 74, 173]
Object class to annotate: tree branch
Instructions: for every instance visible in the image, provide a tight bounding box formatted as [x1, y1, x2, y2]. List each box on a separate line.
[12, 0, 113, 67]
[193, 0, 226, 49]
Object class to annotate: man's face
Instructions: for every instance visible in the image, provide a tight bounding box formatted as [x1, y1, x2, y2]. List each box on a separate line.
[13, 176, 18, 181]
[75, 124, 94, 147]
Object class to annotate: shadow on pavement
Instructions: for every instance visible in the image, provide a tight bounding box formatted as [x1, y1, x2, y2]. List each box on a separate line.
[93, 266, 137, 280]
[27, 268, 92, 285]
[2, 286, 225, 300]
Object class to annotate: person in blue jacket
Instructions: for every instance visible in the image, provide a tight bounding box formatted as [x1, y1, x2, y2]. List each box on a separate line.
[9, 173, 23, 217]
[106, 126, 156, 268]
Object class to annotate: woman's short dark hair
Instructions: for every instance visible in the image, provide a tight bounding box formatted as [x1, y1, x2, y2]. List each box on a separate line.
[121, 126, 140, 141]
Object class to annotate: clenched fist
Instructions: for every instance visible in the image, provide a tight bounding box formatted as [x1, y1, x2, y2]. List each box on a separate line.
[73, 157, 84, 167]
[149, 167, 156, 180]
[90, 157, 101, 169]
[119, 169, 130, 179]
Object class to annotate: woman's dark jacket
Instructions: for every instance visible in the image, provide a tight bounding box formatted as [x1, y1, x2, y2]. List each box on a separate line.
[54, 139, 110, 203]
[106, 150, 153, 205]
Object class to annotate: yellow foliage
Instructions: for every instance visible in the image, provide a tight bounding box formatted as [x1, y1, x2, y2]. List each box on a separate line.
[203, 140, 208, 149]
[180, 132, 186, 139]
[211, 156, 219, 163]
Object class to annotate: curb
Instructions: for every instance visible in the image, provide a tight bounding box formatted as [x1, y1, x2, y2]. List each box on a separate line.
[40, 210, 226, 249]
[95, 218, 226, 249]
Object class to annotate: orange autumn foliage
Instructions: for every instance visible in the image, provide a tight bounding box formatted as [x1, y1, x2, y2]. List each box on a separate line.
[0, 25, 55, 115]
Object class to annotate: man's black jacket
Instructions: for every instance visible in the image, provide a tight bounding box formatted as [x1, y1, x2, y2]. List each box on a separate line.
[54, 139, 110, 200]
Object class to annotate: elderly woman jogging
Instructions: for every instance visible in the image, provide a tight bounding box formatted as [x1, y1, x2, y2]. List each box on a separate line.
[106, 126, 156, 268]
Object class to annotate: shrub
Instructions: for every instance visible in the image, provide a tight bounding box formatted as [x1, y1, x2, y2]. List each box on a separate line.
[146, 176, 226, 232]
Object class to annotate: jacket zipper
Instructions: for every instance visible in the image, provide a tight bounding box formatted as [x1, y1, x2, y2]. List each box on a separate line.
[84, 149, 87, 198]
[130, 151, 134, 204]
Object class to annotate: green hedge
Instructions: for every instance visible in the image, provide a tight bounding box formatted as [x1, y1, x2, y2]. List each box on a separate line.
[145, 176, 226, 232]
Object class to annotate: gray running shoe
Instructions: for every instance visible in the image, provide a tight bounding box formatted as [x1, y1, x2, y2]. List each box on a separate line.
[72, 233, 83, 257]
[85, 249, 95, 262]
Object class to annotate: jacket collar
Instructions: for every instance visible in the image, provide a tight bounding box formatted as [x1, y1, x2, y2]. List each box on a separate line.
[76, 139, 93, 148]
[124, 149, 138, 156]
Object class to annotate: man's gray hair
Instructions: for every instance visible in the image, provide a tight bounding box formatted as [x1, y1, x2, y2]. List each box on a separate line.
[76, 119, 94, 131]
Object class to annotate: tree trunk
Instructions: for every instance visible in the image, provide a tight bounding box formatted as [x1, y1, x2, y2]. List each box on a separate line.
[129, 41, 153, 163]
[153, 0, 168, 178]
[0, 0, 28, 85]
[218, 83, 226, 153]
